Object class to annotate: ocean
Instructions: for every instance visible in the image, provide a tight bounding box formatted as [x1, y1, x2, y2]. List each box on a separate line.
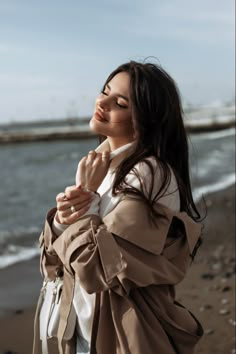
[0, 128, 235, 269]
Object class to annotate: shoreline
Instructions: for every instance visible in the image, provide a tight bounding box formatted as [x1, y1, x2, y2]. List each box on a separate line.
[0, 184, 235, 354]
[0, 181, 235, 275]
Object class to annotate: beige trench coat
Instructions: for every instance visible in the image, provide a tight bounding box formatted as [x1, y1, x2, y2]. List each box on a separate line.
[33, 193, 203, 354]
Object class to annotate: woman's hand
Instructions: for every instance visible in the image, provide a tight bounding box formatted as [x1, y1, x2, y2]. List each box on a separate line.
[55, 185, 94, 225]
[76, 150, 110, 191]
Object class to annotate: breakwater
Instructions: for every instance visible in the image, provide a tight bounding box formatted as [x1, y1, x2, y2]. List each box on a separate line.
[0, 116, 235, 143]
[0, 127, 96, 143]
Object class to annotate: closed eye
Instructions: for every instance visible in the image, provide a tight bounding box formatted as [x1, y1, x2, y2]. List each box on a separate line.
[101, 90, 128, 109]
[116, 102, 128, 109]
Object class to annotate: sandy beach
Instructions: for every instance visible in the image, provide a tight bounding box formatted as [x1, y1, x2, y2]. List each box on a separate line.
[0, 184, 235, 354]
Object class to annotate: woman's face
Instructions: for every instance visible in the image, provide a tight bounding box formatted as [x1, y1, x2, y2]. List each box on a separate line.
[90, 71, 135, 150]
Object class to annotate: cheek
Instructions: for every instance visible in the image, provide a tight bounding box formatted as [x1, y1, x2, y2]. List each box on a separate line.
[110, 111, 132, 123]
[111, 118, 134, 135]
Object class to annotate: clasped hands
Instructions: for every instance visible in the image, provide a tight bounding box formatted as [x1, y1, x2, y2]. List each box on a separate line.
[55, 150, 110, 225]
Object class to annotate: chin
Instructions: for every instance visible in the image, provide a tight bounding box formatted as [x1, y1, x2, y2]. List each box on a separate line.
[89, 117, 104, 135]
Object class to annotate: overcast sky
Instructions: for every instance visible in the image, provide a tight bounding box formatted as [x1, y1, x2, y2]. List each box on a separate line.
[0, 0, 235, 123]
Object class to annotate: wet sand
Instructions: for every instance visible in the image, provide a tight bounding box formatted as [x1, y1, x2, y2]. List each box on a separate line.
[177, 184, 235, 354]
[0, 184, 235, 354]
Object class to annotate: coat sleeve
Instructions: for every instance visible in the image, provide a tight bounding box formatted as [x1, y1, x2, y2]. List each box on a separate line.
[39, 207, 63, 279]
[50, 198, 201, 296]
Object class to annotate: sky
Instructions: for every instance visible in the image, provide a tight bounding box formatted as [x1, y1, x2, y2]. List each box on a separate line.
[0, 0, 235, 123]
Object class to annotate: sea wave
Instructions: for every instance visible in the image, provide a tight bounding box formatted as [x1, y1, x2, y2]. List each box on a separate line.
[0, 128, 234, 270]
[0, 226, 41, 246]
[193, 173, 235, 203]
[0, 245, 40, 269]
[0, 175, 234, 270]
[0, 227, 41, 269]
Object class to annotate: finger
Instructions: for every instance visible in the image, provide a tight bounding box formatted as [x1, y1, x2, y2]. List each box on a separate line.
[64, 184, 92, 198]
[92, 153, 102, 165]
[72, 194, 94, 205]
[57, 208, 71, 218]
[57, 194, 93, 212]
[75, 205, 91, 218]
[75, 197, 94, 210]
[86, 150, 97, 165]
[64, 185, 77, 194]
[65, 187, 94, 200]
[59, 198, 93, 217]
[62, 205, 91, 224]
[78, 156, 87, 168]
[101, 152, 110, 168]
[87, 150, 97, 157]
[102, 150, 110, 161]
[56, 192, 68, 202]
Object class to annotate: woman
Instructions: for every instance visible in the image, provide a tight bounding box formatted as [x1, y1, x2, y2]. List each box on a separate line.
[33, 61, 204, 354]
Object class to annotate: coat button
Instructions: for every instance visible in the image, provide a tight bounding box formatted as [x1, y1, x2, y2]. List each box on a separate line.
[56, 267, 64, 278]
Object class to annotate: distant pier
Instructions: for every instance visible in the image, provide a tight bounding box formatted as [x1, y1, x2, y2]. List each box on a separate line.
[0, 116, 235, 143]
[0, 128, 96, 143]
[184, 116, 235, 133]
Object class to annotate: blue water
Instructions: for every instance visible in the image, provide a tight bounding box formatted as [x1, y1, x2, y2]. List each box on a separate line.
[0, 128, 235, 268]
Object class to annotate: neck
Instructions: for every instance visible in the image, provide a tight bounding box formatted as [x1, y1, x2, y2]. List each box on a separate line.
[107, 137, 135, 151]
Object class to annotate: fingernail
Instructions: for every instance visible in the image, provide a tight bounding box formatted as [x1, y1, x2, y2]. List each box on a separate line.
[62, 193, 67, 200]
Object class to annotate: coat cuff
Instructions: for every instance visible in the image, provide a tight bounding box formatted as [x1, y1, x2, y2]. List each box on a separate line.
[82, 193, 100, 216]
[93, 225, 127, 284]
[40, 208, 63, 278]
[52, 218, 69, 236]
[53, 215, 126, 281]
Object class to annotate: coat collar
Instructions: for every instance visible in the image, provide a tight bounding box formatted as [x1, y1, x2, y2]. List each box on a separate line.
[103, 198, 202, 256]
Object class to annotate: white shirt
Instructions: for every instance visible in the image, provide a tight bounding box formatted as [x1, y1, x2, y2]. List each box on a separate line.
[52, 141, 180, 353]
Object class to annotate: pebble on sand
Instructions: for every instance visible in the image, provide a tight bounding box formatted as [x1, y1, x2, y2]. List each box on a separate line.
[204, 328, 215, 335]
[229, 319, 236, 326]
[219, 308, 231, 315]
[199, 304, 213, 312]
[221, 298, 230, 305]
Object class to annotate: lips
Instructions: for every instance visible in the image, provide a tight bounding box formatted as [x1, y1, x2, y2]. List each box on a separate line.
[94, 110, 107, 122]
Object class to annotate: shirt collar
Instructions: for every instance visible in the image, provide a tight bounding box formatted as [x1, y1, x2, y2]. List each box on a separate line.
[95, 139, 136, 171]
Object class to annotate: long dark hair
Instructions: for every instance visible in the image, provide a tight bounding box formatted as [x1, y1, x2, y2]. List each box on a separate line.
[100, 61, 203, 256]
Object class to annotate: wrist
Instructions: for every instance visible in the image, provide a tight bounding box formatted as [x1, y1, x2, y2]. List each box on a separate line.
[83, 186, 100, 195]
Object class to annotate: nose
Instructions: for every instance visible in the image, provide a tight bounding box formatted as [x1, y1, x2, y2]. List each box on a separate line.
[96, 95, 110, 112]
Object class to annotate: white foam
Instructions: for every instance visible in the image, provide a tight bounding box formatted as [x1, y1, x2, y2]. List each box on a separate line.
[193, 173, 236, 203]
[0, 173, 235, 270]
[0, 246, 40, 269]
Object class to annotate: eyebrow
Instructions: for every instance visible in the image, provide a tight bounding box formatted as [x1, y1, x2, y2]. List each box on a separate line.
[106, 84, 129, 102]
